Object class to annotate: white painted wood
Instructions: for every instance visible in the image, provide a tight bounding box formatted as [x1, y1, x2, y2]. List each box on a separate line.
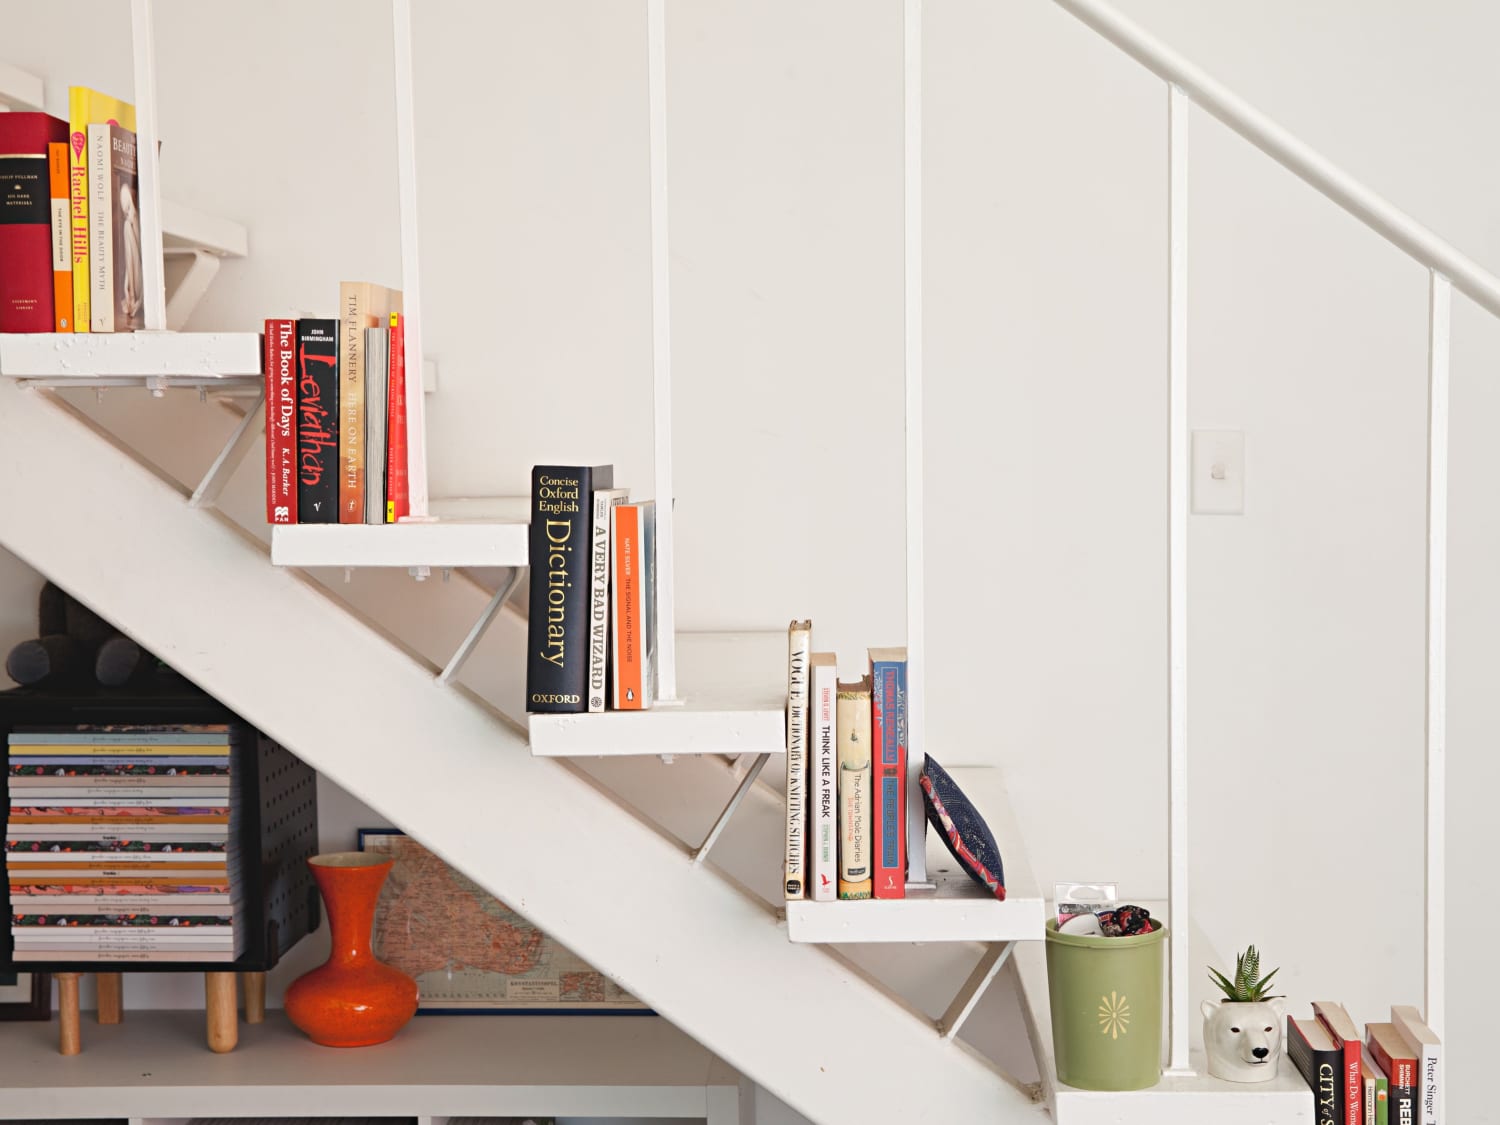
[189, 386, 264, 509]
[130, 0, 168, 332]
[160, 199, 249, 258]
[438, 566, 520, 685]
[0, 331, 262, 378]
[940, 941, 1014, 1040]
[0, 379, 1033, 1124]
[391, 0, 430, 519]
[529, 631, 786, 757]
[1049, 0, 1500, 318]
[693, 751, 771, 865]
[787, 769, 1044, 943]
[164, 250, 221, 330]
[0, 62, 45, 111]
[271, 518, 528, 569]
[1425, 271, 1450, 1037]
[1165, 81, 1191, 1078]
[903, 0, 929, 886]
[0, 1010, 737, 1119]
[427, 494, 530, 521]
[1013, 942, 1313, 1124]
[647, 0, 678, 702]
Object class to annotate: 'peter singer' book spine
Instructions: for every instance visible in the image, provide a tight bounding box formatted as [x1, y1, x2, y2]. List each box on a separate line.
[296, 319, 339, 522]
[527, 465, 613, 712]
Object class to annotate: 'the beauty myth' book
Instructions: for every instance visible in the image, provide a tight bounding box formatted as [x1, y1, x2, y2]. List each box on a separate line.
[87, 122, 144, 332]
[527, 465, 614, 712]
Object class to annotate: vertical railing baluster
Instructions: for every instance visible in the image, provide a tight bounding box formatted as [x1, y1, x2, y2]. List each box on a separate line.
[1425, 271, 1450, 1037]
[130, 0, 167, 332]
[1166, 81, 1190, 1076]
[647, 0, 678, 702]
[903, 0, 928, 884]
[391, 0, 429, 520]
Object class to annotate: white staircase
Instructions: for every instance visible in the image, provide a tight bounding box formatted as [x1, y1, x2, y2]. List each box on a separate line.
[0, 377, 1039, 1125]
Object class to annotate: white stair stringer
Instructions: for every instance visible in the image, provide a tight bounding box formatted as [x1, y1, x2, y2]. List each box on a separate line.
[0, 381, 1038, 1125]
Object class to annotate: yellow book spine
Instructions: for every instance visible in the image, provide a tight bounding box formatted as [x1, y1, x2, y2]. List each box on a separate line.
[68, 88, 135, 333]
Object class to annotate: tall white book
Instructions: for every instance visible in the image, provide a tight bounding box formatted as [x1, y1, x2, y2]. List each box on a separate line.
[782, 620, 811, 899]
[808, 653, 838, 901]
[1390, 1005, 1441, 1125]
[587, 487, 629, 712]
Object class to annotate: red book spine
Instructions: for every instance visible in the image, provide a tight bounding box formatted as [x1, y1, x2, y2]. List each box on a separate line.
[0, 113, 68, 333]
[1341, 1037, 1360, 1125]
[871, 658, 906, 898]
[263, 318, 297, 523]
[385, 313, 409, 522]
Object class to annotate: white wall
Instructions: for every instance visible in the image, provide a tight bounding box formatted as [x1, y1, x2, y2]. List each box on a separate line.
[3, 0, 1498, 1121]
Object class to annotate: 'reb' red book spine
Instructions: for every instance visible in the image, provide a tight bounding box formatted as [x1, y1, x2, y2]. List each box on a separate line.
[0, 113, 69, 333]
[264, 318, 297, 523]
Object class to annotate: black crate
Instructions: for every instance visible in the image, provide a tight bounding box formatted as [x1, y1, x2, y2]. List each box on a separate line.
[0, 684, 320, 973]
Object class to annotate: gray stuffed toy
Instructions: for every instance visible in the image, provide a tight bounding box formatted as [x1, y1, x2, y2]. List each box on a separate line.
[5, 581, 157, 689]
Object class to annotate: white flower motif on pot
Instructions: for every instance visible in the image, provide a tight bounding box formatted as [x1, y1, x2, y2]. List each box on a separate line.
[1201, 997, 1284, 1083]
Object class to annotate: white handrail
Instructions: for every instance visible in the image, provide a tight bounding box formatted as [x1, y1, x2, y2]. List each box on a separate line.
[1050, 0, 1500, 319]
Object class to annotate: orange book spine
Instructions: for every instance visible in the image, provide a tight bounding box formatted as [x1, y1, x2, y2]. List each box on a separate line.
[612, 503, 644, 709]
[48, 142, 72, 330]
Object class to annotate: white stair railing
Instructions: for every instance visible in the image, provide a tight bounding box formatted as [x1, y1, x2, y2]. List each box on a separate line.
[1044, 0, 1497, 1068]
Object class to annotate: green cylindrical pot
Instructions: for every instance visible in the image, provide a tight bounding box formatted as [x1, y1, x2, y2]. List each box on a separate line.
[1044, 920, 1167, 1091]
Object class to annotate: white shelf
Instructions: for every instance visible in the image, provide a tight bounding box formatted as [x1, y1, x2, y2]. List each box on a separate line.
[271, 518, 529, 569]
[529, 630, 787, 757]
[0, 331, 262, 382]
[0, 61, 44, 110]
[785, 768, 1045, 943]
[1014, 939, 1314, 1124]
[0, 1009, 740, 1119]
[162, 198, 249, 258]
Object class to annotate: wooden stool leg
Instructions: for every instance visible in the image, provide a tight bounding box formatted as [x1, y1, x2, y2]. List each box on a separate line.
[241, 971, 266, 1024]
[205, 972, 238, 1053]
[57, 972, 82, 1055]
[96, 972, 123, 1024]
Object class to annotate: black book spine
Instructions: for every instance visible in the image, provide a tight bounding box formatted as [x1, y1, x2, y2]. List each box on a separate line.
[295, 319, 340, 523]
[527, 465, 612, 712]
[1287, 1019, 1340, 1125]
[1391, 1080, 1417, 1125]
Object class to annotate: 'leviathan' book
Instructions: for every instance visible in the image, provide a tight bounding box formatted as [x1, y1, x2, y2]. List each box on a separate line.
[527, 465, 613, 713]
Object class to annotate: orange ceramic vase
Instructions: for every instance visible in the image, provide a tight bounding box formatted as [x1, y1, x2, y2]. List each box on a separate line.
[283, 852, 418, 1047]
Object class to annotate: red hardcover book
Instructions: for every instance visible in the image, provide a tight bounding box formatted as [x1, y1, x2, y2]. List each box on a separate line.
[869, 647, 907, 898]
[1368, 1022, 1419, 1125]
[0, 113, 69, 333]
[263, 318, 297, 523]
[385, 312, 409, 522]
[1313, 1002, 1362, 1125]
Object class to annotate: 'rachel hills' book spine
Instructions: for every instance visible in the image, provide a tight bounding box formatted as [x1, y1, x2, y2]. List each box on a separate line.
[527, 465, 613, 712]
[295, 319, 339, 522]
[263, 319, 297, 524]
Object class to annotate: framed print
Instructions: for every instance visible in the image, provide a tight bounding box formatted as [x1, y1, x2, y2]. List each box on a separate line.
[0, 972, 50, 1020]
[358, 829, 651, 1015]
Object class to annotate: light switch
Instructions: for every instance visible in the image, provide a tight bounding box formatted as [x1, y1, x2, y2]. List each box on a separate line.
[1191, 430, 1244, 515]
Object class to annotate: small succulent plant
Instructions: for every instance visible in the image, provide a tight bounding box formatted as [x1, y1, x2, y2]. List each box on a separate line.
[1208, 945, 1282, 1003]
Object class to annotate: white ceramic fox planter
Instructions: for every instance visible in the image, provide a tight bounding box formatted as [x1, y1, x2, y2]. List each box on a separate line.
[1201, 997, 1284, 1082]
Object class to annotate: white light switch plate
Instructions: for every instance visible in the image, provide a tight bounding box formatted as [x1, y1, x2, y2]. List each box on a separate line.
[1191, 429, 1244, 515]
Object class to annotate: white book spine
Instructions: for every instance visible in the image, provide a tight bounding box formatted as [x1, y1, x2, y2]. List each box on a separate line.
[87, 124, 112, 333]
[782, 620, 811, 899]
[363, 326, 389, 525]
[809, 656, 837, 901]
[1391, 1006, 1440, 1125]
[588, 488, 629, 712]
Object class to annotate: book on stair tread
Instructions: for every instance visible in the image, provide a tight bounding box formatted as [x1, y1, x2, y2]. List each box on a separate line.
[1362, 1055, 1389, 1125]
[338, 281, 401, 523]
[525, 465, 614, 712]
[837, 675, 873, 900]
[587, 486, 629, 712]
[295, 318, 340, 523]
[263, 319, 297, 523]
[385, 312, 409, 523]
[48, 141, 72, 330]
[1389, 1005, 1440, 1125]
[1287, 1016, 1342, 1125]
[610, 500, 657, 710]
[1312, 1001, 1362, 1125]
[807, 652, 837, 902]
[87, 122, 143, 332]
[67, 86, 135, 334]
[0, 112, 69, 333]
[782, 620, 811, 900]
[868, 647, 907, 900]
[1367, 1022, 1418, 1125]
